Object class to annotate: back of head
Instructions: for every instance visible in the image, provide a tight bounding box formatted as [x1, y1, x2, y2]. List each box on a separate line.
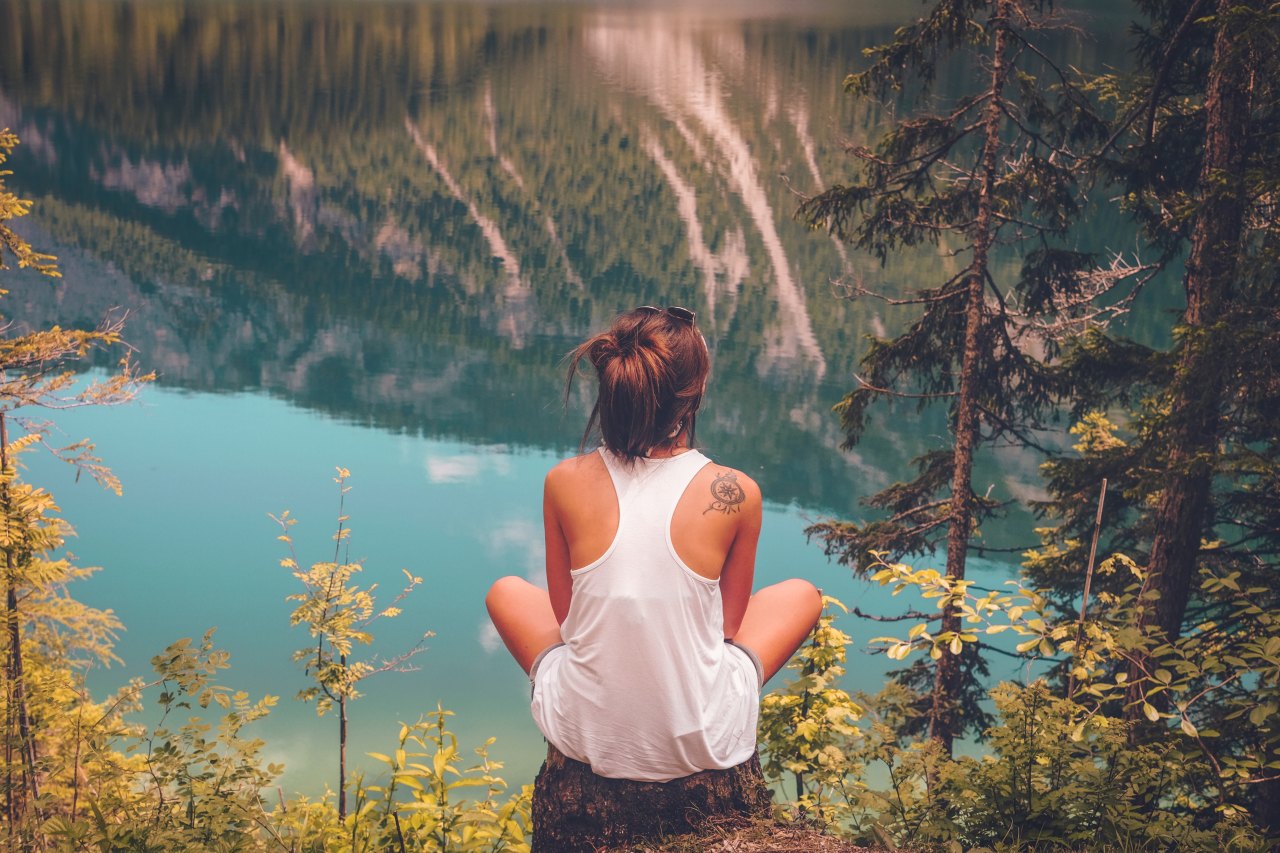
[566, 307, 709, 462]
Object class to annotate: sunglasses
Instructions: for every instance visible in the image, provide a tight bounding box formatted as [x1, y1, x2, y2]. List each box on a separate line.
[637, 305, 696, 324]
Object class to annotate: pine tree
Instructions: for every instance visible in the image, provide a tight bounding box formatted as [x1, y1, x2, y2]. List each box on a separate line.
[1028, 0, 1280, 830]
[799, 0, 1134, 752]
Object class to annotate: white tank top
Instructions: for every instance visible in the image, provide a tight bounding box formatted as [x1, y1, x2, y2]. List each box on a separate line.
[530, 447, 760, 781]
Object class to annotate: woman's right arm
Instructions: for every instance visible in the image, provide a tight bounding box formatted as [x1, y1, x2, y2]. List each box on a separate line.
[544, 466, 574, 625]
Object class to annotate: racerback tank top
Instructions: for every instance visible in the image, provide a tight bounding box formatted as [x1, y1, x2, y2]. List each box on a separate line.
[529, 447, 760, 781]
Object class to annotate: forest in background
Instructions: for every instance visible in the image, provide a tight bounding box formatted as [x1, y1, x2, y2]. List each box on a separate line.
[0, 0, 1278, 850]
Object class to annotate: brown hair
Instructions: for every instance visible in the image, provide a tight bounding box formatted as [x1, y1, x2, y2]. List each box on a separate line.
[565, 308, 710, 462]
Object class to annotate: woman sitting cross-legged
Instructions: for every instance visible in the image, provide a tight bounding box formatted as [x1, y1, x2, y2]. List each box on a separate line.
[486, 305, 822, 782]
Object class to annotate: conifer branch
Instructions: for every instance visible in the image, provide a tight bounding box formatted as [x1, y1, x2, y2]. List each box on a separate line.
[1006, 21, 1093, 96]
[883, 499, 951, 524]
[1145, 0, 1212, 144]
[977, 404, 1058, 455]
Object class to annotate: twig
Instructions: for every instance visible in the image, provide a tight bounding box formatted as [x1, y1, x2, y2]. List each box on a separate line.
[850, 372, 959, 400]
[1068, 479, 1107, 702]
[851, 606, 937, 622]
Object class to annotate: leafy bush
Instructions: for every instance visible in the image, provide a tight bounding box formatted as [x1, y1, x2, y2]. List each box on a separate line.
[3, 461, 531, 851]
[759, 580, 1276, 851]
[271, 708, 531, 851]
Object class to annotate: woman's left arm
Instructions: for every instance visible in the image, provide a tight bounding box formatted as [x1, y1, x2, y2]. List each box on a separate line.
[544, 466, 574, 625]
[719, 473, 761, 638]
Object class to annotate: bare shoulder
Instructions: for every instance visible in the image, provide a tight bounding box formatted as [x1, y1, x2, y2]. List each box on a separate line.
[547, 451, 602, 479]
[545, 451, 608, 499]
[693, 461, 761, 517]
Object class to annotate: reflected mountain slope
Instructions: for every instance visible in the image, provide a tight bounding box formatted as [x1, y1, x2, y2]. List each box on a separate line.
[0, 0, 1141, 516]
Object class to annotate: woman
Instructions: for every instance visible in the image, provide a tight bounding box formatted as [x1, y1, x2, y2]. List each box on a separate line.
[486, 306, 822, 782]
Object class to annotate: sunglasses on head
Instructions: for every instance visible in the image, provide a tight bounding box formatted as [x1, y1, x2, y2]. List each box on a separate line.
[637, 305, 696, 324]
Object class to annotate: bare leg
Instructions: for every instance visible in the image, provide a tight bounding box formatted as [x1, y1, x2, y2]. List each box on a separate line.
[485, 576, 563, 675]
[733, 578, 823, 684]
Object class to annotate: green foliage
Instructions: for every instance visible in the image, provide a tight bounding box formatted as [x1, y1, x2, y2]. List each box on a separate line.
[47, 632, 282, 852]
[1031, 11, 1280, 804]
[799, 0, 1127, 569]
[0, 130, 153, 841]
[864, 553, 1055, 664]
[0, 127, 59, 278]
[5, 458, 530, 851]
[759, 596, 863, 825]
[798, 0, 1140, 750]
[763, 559, 1276, 850]
[0, 131, 153, 489]
[275, 468, 430, 717]
[272, 708, 532, 852]
[0, 438, 133, 846]
[866, 542, 1280, 811]
[273, 466, 433, 820]
[923, 681, 1264, 851]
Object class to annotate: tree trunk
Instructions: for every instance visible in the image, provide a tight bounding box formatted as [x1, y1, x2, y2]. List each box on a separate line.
[0, 413, 39, 820]
[338, 689, 347, 821]
[932, 0, 1011, 756]
[531, 744, 772, 853]
[1127, 0, 1255, 720]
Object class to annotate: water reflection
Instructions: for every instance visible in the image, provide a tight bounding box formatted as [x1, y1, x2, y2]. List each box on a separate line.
[584, 12, 827, 377]
[0, 0, 953, 515]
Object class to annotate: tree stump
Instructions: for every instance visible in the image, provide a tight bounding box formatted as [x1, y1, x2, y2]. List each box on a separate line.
[531, 743, 774, 852]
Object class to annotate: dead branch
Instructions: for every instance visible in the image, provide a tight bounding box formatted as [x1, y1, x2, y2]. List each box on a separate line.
[850, 372, 959, 400]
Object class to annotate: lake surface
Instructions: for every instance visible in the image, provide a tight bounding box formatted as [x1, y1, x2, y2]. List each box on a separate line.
[0, 0, 1153, 794]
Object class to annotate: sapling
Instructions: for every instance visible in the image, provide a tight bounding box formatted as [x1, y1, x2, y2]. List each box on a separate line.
[272, 467, 432, 820]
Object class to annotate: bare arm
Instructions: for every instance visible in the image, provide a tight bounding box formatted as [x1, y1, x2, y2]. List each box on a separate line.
[717, 472, 761, 639]
[543, 470, 573, 625]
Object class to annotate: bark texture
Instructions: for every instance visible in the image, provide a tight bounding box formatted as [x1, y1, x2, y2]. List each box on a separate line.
[931, 0, 1012, 755]
[531, 744, 773, 853]
[1126, 0, 1257, 719]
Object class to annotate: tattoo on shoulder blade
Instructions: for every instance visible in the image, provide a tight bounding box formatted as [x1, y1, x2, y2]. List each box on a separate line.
[704, 470, 745, 515]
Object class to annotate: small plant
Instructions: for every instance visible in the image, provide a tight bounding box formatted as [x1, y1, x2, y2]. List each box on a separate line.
[272, 467, 432, 820]
[758, 595, 863, 827]
[269, 706, 532, 851]
[365, 706, 532, 850]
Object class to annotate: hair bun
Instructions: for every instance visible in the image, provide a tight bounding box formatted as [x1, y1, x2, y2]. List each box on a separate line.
[591, 326, 660, 365]
[565, 308, 709, 461]
[588, 334, 623, 365]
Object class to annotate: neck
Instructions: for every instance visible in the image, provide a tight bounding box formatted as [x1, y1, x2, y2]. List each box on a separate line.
[645, 440, 688, 459]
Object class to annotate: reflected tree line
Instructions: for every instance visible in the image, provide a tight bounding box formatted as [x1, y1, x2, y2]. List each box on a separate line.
[0, 0, 1133, 522]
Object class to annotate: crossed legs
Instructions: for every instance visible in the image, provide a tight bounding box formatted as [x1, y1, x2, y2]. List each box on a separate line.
[733, 578, 823, 683]
[485, 576, 822, 684]
[485, 576, 563, 674]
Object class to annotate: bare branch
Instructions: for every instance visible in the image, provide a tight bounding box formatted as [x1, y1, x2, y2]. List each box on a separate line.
[849, 372, 960, 400]
[1004, 254, 1162, 342]
[851, 606, 938, 622]
[833, 267, 970, 306]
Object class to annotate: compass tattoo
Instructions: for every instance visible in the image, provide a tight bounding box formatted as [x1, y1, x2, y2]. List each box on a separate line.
[704, 470, 745, 515]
